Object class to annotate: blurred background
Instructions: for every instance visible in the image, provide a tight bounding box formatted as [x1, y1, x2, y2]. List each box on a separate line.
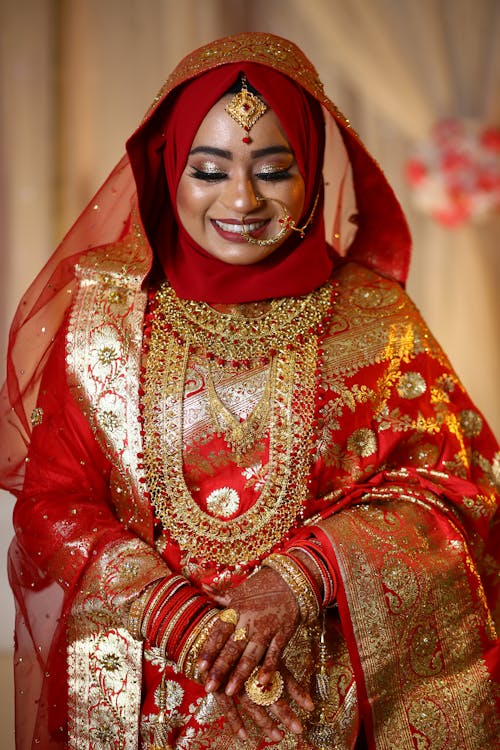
[1, 1, 499, 746]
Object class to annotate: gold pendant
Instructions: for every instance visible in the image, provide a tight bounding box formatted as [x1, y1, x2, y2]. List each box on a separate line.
[205, 359, 273, 458]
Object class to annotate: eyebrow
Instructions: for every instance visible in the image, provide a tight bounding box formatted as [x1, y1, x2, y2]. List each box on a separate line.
[188, 145, 293, 159]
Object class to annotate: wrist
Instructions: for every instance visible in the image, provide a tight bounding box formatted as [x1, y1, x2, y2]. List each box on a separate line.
[287, 539, 337, 607]
[262, 553, 320, 624]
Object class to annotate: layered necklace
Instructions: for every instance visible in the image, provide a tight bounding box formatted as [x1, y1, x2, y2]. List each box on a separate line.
[141, 280, 336, 566]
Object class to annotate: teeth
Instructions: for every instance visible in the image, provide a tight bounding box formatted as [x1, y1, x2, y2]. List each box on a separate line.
[215, 220, 265, 234]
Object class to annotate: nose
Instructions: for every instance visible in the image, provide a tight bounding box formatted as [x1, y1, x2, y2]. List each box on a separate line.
[220, 172, 261, 215]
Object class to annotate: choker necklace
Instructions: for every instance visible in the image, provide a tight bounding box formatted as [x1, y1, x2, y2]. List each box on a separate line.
[153, 281, 333, 365]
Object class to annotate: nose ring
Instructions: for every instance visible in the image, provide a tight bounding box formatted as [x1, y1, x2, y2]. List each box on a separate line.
[242, 197, 293, 247]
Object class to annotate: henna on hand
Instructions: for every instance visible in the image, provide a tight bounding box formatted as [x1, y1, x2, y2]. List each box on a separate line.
[213, 662, 313, 742]
[198, 566, 300, 695]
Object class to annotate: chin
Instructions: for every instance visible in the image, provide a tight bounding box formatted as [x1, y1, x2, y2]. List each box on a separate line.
[207, 244, 283, 266]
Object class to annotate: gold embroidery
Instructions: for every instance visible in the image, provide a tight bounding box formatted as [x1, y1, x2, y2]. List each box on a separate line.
[206, 487, 240, 518]
[473, 450, 500, 491]
[30, 407, 44, 426]
[148, 33, 327, 119]
[67, 629, 143, 750]
[459, 409, 483, 438]
[68, 539, 168, 747]
[66, 221, 152, 535]
[322, 500, 499, 748]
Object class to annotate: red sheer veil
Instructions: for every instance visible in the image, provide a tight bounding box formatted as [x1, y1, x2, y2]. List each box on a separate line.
[0, 32, 411, 493]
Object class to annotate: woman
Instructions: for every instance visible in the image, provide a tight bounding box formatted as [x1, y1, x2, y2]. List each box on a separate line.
[1, 32, 498, 750]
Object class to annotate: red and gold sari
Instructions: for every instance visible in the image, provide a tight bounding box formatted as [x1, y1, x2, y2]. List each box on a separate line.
[1, 33, 498, 749]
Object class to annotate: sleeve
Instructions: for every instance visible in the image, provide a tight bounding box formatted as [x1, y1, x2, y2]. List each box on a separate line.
[9, 322, 174, 749]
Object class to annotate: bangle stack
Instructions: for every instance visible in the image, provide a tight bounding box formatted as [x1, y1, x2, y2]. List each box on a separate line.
[263, 553, 320, 624]
[288, 540, 337, 607]
[139, 575, 214, 665]
[179, 609, 220, 680]
[127, 584, 156, 641]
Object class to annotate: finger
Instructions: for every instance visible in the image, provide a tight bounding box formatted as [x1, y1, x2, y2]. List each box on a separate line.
[224, 640, 267, 696]
[253, 634, 285, 686]
[205, 636, 250, 693]
[281, 667, 314, 712]
[268, 696, 305, 735]
[197, 621, 234, 675]
[213, 691, 248, 742]
[239, 694, 284, 744]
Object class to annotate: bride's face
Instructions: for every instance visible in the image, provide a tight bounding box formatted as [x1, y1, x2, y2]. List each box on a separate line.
[176, 96, 305, 265]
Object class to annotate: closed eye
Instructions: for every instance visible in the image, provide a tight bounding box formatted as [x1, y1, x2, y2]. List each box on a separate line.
[189, 167, 227, 182]
[256, 169, 294, 182]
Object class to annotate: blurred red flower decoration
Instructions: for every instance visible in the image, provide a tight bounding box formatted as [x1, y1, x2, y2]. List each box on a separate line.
[405, 119, 500, 228]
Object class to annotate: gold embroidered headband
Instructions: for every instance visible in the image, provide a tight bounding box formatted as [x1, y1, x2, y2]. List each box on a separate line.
[225, 75, 268, 143]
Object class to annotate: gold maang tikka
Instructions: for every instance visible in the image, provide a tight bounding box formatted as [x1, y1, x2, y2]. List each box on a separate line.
[225, 76, 268, 143]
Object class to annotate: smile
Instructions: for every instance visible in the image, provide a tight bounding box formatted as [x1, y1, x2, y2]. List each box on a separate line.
[213, 219, 268, 235]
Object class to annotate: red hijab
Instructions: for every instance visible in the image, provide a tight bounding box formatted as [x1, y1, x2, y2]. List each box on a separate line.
[128, 63, 332, 303]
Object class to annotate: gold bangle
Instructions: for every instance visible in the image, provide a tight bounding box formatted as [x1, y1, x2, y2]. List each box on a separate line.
[263, 554, 319, 624]
[177, 608, 217, 671]
[181, 609, 221, 680]
[127, 586, 154, 641]
[244, 667, 284, 706]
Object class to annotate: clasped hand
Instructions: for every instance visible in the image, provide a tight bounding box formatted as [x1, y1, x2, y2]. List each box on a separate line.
[197, 567, 314, 741]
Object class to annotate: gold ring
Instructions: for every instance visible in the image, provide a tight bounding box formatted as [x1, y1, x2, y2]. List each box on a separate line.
[218, 608, 238, 626]
[233, 626, 248, 642]
[244, 667, 284, 706]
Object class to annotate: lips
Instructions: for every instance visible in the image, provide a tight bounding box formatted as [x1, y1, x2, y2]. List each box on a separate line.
[211, 218, 269, 241]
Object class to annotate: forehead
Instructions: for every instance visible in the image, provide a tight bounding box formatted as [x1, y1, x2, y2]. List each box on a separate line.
[189, 95, 291, 151]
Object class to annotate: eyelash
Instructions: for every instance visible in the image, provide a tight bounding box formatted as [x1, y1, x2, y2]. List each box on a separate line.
[189, 167, 293, 183]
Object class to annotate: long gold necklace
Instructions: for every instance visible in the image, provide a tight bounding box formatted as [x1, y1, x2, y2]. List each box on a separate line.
[141, 280, 336, 566]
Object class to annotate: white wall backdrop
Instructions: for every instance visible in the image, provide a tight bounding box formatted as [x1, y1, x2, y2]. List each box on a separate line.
[1, 2, 499, 747]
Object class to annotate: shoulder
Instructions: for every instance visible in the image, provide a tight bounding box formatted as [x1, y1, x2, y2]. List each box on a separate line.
[331, 261, 418, 322]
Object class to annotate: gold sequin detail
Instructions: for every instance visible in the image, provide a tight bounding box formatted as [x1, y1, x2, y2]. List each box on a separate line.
[30, 407, 44, 427]
[206, 487, 240, 518]
[459, 409, 483, 438]
[347, 428, 377, 457]
[397, 372, 427, 399]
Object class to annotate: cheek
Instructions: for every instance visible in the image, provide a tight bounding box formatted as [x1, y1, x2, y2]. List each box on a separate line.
[287, 178, 306, 218]
[176, 179, 211, 224]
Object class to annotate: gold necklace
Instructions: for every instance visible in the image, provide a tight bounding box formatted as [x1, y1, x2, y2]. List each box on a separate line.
[154, 281, 332, 363]
[141, 281, 335, 566]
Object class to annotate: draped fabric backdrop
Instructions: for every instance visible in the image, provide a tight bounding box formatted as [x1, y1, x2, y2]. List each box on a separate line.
[0, 1, 498, 747]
